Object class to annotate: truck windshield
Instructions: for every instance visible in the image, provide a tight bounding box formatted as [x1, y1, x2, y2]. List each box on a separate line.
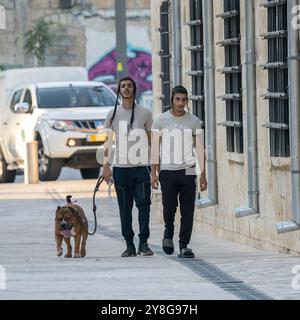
[37, 86, 116, 108]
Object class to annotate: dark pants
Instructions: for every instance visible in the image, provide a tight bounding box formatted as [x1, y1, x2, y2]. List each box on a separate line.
[113, 166, 151, 246]
[159, 169, 196, 250]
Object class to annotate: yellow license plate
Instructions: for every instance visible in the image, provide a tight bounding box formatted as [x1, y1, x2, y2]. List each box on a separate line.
[87, 134, 107, 142]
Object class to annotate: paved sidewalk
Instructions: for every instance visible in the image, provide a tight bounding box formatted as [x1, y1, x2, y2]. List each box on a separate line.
[0, 180, 299, 300]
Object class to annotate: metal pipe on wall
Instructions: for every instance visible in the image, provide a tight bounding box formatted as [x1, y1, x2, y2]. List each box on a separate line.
[235, 0, 259, 218]
[196, 0, 218, 209]
[171, 0, 182, 86]
[277, 0, 300, 234]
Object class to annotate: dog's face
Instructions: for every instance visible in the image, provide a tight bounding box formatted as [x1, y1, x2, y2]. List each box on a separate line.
[55, 206, 76, 231]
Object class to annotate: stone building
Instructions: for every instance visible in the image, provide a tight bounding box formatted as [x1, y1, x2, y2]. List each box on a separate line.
[0, 0, 152, 106]
[151, 0, 300, 254]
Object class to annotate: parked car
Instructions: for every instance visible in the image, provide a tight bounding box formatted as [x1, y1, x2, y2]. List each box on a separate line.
[0, 67, 116, 182]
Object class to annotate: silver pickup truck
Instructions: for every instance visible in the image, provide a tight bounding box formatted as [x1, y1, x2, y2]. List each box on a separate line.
[0, 67, 115, 182]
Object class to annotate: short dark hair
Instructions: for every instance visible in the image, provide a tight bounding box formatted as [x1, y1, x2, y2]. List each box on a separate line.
[172, 85, 188, 96]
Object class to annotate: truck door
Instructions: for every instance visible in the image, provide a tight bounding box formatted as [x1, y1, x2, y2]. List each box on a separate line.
[14, 89, 34, 160]
[2, 88, 24, 162]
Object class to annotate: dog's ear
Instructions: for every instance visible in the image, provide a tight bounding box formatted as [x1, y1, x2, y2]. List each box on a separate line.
[55, 206, 63, 222]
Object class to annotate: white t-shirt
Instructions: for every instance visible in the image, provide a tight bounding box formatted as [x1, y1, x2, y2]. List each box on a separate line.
[152, 110, 202, 171]
[104, 104, 153, 167]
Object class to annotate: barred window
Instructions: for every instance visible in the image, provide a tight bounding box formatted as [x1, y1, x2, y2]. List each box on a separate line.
[217, 0, 243, 154]
[187, 0, 205, 129]
[261, 0, 289, 157]
[159, 0, 171, 112]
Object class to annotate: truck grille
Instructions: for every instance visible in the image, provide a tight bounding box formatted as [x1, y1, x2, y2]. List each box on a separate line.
[73, 120, 105, 133]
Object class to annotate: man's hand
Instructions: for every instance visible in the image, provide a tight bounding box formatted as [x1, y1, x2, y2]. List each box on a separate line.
[151, 173, 159, 190]
[199, 172, 207, 192]
[102, 164, 113, 184]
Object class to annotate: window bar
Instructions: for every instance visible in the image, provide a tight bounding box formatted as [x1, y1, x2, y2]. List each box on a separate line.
[159, 1, 171, 112]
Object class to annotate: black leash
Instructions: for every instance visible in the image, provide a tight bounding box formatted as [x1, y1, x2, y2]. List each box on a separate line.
[89, 175, 105, 236]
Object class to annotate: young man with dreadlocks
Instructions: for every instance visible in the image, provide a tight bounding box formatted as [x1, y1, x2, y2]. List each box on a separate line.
[151, 85, 207, 258]
[103, 77, 154, 257]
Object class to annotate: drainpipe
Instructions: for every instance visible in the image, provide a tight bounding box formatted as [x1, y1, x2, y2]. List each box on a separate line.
[276, 0, 300, 234]
[235, 0, 259, 218]
[196, 0, 218, 208]
[171, 0, 182, 86]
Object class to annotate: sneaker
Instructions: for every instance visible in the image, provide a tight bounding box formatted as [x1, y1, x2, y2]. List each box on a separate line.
[137, 243, 154, 256]
[178, 248, 195, 259]
[121, 246, 137, 257]
[162, 238, 174, 255]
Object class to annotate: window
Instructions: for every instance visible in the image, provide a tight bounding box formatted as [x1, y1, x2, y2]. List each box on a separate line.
[261, 0, 289, 157]
[159, 0, 171, 111]
[10, 89, 23, 111]
[37, 86, 116, 109]
[187, 0, 205, 129]
[217, 0, 243, 154]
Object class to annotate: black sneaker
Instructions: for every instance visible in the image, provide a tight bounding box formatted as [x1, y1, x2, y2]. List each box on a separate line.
[121, 246, 137, 257]
[137, 243, 154, 256]
[162, 238, 174, 255]
[178, 248, 195, 259]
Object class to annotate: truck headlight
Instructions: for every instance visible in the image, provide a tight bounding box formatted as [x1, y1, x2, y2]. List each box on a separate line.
[47, 120, 75, 132]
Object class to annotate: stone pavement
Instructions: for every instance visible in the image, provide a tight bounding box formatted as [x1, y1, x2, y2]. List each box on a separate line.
[0, 180, 299, 300]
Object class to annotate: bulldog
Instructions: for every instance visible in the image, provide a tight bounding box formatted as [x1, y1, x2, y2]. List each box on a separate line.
[55, 196, 88, 258]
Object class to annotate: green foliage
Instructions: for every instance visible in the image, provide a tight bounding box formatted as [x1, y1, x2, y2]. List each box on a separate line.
[0, 64, 23, 71]
[24, 19, 54, 66]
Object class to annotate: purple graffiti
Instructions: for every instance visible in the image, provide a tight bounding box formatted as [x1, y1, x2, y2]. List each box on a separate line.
[88, 47, 152, 97]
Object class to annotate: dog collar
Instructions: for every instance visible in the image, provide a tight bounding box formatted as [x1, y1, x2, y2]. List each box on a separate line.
[63, 200, 77, 207]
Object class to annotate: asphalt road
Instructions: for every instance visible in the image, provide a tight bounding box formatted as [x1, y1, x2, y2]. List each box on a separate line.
[15, 167, 83, 183]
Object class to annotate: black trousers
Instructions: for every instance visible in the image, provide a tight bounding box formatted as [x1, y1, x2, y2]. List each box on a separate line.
[113, 166, 151, 246]
[159, 169, 196, 250]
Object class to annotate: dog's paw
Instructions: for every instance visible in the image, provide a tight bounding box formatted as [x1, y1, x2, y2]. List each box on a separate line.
[73, 253, 82, 258]
[57, 249, 63, 257]
[80, 249, 86, 258]
[64, 253, 72, 258]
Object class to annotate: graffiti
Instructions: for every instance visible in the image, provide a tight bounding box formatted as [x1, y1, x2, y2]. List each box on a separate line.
[88, 45, 152, 100]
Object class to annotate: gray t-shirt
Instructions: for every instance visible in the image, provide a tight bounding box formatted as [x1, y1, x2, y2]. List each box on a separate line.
[104, 104, 153, 168]
[152, 110, 202, 171]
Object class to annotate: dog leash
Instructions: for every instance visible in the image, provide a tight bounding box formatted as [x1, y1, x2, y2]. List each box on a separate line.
[89, 175, 105, 236]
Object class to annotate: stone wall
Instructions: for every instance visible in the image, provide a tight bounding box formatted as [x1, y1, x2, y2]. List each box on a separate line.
[0, 0, 150, 68]
[151, 0, 300, 255]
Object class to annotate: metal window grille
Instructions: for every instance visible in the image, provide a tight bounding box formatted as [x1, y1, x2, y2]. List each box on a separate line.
[261, 0, 289, 157]
[217, 0, 243, 154]
[187, 0, 205, 129]
[158, 0, 171, 112]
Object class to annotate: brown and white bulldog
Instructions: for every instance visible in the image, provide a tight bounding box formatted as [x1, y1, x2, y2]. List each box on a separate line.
[55, 196, 88, 258]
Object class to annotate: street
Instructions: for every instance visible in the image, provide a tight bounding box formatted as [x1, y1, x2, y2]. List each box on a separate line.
[0, 170, 299, 300]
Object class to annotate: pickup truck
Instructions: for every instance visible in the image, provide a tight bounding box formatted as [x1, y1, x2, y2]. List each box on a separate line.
[0, 80, 115, 182]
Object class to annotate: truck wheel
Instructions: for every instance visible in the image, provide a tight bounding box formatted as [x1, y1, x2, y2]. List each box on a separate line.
[80, 168, 100, 180]
[38, 140, 62, 181]
[0, 152, 16, 183]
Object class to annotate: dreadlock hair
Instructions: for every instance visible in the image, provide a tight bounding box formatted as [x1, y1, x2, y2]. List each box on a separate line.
[110, 77, 137, 129]
[170, 85, 190, 112]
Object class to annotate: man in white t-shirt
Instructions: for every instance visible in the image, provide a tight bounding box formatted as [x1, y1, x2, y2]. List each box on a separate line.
[151, 85, 207, 258]
[103, 77, 154, 257]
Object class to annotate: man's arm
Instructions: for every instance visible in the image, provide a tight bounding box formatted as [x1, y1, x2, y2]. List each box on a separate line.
[194, 133, 207, 192]
[151, 129, 160, 189]
[147, 131, 151, 146]
[102, 127, 114, 183]
[101, 111, 114, 183]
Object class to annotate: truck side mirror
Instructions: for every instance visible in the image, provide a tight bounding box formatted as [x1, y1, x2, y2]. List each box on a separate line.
[14, 102, 30, 114]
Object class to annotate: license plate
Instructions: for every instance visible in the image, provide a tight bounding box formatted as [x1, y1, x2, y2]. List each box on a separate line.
[87, 134, 107, 142]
